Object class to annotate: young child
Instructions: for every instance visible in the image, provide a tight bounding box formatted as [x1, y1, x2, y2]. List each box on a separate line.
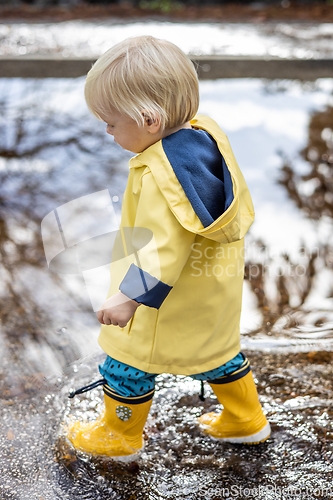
[66, 35, 270, 458]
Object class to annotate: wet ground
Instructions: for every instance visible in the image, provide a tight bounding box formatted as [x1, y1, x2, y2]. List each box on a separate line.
[2, 351, 333, 500]
[1, 76, 333, 499]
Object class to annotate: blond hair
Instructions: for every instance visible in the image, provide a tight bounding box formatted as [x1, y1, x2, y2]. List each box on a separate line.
[84, 36, 199, 130]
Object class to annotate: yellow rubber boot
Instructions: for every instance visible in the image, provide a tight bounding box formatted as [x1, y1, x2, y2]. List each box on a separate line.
[66, 384, 154, 458]
[198, 367, 270, 444]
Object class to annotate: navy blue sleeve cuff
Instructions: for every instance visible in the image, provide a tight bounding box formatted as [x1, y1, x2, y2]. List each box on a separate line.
[119, 263, 172, 309]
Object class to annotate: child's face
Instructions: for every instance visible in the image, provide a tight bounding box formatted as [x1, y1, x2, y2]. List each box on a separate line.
[102, 108, 161, 154]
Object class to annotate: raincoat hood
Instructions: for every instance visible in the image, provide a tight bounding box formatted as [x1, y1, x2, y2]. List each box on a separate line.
[129, 115, 255, 244]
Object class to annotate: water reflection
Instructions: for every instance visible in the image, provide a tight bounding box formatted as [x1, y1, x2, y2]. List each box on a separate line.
[241, 102, 333, 351]
[1, 78, 333, 499]
[279, 105, 333, 221]
[0, 78, 129, 395]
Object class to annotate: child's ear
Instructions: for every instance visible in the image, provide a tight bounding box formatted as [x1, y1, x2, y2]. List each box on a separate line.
[141, 111, 161, 134]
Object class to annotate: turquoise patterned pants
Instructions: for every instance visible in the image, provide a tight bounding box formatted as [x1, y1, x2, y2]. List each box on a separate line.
[99, 352, 246, 397]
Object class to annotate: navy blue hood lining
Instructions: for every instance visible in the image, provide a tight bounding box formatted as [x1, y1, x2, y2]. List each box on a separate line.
[162, 128, 234, 228]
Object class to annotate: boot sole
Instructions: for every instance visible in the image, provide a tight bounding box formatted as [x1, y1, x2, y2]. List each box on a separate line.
[64, 436, 142, 462]
[206, 422, 271, 444]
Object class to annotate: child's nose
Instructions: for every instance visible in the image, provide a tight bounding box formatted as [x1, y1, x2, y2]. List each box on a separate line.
[106, 125, 113, 135]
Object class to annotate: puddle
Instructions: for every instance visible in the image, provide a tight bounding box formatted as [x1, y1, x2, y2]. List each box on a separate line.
[0, 77, 333, 499]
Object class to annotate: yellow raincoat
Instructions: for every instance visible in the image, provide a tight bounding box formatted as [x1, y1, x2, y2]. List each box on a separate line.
[98, 115, 254, 375]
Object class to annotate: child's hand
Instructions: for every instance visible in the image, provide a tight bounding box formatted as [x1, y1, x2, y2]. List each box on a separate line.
[97, 291, 141, 328]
